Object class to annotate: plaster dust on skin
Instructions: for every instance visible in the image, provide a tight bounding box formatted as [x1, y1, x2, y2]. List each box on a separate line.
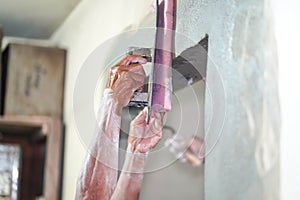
[76, 54, 147, 200]
[76, 89, 121, 200]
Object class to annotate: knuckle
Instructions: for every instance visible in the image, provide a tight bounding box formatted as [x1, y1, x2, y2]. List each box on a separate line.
[110, 66, 119, 73]
[119, 70, 127, 77]
[135, 64, 143, 70]
[111, 65, 118, 70]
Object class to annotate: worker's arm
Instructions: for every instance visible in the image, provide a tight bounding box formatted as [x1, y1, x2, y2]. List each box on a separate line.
[111, 109, 164, 200]
[75, 55, 146, 200]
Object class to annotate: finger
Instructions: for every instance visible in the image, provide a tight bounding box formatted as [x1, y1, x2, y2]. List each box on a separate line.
[114, 71, 145, 95]
[116, 55, 147, 66]
[132, 108, 147, 125]
[113, 76, 135, 93]
[113, 64, 145, 84]
[136, 142, 148, 153]
[185, 149, 202, 166]
[129, 74, 145, 88]
[118, 64, 146, 75]
[106, 66, 121, 88]
[136, 144, 148, 153]
[150, 111, 165, 120]
[190, 137, 205, 157]
[137, 133, 162, 153]
[111, 72, 121, 88]
[111, 71, 128, 90]
[136, 85, 144, 92]
[149, 112, 164, 129]
[150, 133, 162, 148]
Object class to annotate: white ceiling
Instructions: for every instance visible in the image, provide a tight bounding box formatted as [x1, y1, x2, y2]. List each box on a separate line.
[0, 0, 82, 39]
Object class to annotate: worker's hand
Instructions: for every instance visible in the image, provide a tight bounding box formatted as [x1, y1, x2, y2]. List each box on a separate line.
[106, 55, 147, 108]
[128, 108, 164, 153]
[165, 135, 205, 166]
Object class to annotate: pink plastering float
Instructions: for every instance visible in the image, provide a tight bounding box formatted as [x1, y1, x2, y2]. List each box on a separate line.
[150, 0, 176, 113]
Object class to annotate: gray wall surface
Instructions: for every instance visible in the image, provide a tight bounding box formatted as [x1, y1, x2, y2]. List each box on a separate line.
[174, 0, 280, 199]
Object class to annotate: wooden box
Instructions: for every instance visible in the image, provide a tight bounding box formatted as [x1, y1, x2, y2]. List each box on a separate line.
[1, 43, 66, 118]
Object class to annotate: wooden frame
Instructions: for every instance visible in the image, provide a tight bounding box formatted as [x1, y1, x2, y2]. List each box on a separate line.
[0, 26, 3, 110]
[0, 116, 64, 200]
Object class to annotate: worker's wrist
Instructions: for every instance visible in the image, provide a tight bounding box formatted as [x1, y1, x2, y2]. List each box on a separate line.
[103, 88, 123, 116]
[119, 144, 148, 179]
[111, 99, 123, 116]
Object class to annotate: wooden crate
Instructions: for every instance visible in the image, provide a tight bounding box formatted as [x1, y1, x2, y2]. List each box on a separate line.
[1, 43, 66, 118]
